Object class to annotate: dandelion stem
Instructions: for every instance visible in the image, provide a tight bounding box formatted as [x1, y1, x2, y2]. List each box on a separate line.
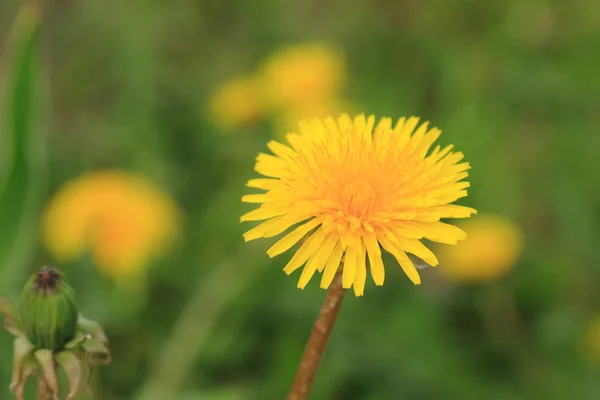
[37, 377, 51, 400]
[287, 271, 345, 400]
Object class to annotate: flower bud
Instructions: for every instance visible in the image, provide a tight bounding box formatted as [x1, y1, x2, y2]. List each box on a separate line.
[18, 267, 78, 351]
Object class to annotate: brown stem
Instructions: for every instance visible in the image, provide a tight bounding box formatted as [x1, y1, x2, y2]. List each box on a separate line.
[287, 271, 346, 400]
[37, 376, 51, 400]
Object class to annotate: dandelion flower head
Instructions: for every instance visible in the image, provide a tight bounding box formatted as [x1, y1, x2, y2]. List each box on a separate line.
[42, 171, 180, 280]
[242, 114, 476, 296]
[208, 74, 264, 130]
[439, 214, 522, 283]
[259, 43, 345, 111]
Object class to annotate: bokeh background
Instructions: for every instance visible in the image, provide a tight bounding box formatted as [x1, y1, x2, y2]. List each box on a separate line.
[1, 0, 600, 399]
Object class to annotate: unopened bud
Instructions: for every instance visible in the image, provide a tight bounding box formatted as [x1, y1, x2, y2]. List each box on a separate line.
[19, 267, 78, 351]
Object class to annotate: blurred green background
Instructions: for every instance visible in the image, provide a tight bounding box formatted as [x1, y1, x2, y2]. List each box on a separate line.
[1, 0, 600, 399]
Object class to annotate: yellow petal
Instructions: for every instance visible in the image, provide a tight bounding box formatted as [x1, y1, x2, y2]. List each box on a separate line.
[267, 140, 297, 159]
[375, 117, 392, 133]
[246, 179, 279, 190]
[261, 211, 312, 238]
[256, 152, 284, 165]
[242, 225, 266, 242]
[324, 116, 341, 137]
[397, 116, 419, 149]
[388, 225, 422, 240]
[240, 203, 288, 222]
[373, 117, 393, 149]
[255, 162, 290, 179]
[242, 215, 289, 241]
[255, 153, 291, 178]
[315, 236, 340, 274]
[379, 236, 421, 285]
[241, 194, 267, 203]
[308, 118, 329, 142]
[338, 114, 353, 129]
[342, 241, 360, 289]
[416, 127, 441, 156]
[353, 114, 367, 140]
[392, 236, 439, 267]
[267, 218, 321, 257]
[353, 240, 368, 296]
[283, 229, 327, 275]
[298, 234, 339, 289]
[452, 162, 471, 174]
[285, 133, 304, 152]
[427, 205, 477, 219]
[428, 144, 453, 163]
[404, 221, 468, 244]
[407, 121, 429, 152]
[427, 182, 470, 197]
[393, 117, 406, 135]
[320, 241, 344, 289]
[396, 252, 421, 285]
[364, 235, 385, 285]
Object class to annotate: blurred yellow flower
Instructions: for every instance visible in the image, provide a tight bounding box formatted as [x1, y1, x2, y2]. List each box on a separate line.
[272, 100, 358, 140]
[208, 74, 263, 130]
[42, 171, 180, 279]
[582, 316, 600, 363]
[241, 114, 476, 296]
[439, 215, 522, 283]
[259, 43, 345, 111]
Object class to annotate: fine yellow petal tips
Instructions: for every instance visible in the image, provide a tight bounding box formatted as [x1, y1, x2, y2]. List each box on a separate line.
[241, 114, 476, 296]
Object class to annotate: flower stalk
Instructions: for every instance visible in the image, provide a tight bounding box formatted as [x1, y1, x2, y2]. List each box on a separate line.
[37, 376, 51, 400]
[287, 271, 345, 400]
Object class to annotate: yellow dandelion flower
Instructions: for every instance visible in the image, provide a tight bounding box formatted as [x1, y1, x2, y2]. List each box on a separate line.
[208, 74, 263, 130]
[259, 43, 345, 111]
[42, 171, 180, 280]
[439, 215, 522, 283]
[582, 316, 600, 363]
[241, 114, 476, 296]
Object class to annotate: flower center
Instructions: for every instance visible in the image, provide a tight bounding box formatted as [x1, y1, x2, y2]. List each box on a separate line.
[340, 180, 377, 220]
